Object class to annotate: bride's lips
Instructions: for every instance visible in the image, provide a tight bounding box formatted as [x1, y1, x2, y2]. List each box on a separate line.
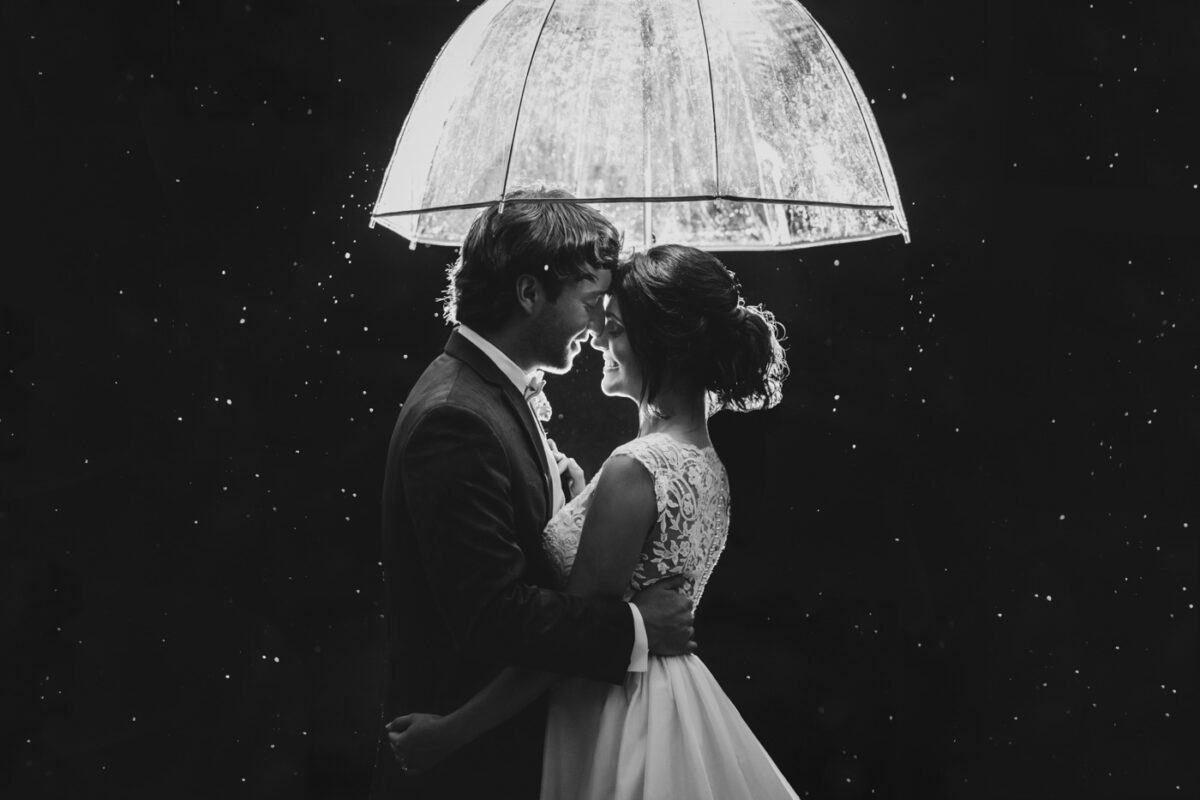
[602, 358, 619, 373]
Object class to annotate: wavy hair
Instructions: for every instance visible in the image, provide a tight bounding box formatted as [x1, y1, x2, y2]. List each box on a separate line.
[611, 244, 788, 413]
[442, 187, 622, 331]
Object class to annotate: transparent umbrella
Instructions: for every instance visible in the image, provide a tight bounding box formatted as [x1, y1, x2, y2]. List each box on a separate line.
[371, 0, 909, 251]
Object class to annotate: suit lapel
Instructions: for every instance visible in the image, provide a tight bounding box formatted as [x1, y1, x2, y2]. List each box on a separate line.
[500, 391, 555, 518]
[444, 331, 554, 517]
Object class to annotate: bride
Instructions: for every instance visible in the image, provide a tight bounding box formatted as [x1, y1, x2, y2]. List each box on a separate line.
[388, 244, 797, 799]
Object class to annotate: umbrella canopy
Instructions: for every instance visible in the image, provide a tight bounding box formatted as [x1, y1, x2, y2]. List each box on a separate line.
[371, 0, 909, 251]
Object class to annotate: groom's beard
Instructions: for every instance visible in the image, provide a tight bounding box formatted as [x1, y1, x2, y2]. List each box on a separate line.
[529, 312, 584, 374]
[535, 334, 582, 374]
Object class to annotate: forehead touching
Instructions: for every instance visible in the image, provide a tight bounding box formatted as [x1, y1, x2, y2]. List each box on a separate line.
[568, 263, 612, 296]
[603, 294, 624, 321]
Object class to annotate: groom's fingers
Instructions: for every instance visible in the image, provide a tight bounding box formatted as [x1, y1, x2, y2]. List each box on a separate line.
[657, 575, 689, 592]
[385, 715, 413, 732]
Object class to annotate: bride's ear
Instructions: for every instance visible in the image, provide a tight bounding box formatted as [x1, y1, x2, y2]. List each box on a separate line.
[514, 273, 544, 316]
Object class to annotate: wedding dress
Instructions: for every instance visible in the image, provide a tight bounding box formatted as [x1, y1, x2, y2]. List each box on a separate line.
[541, 433, 800, 800]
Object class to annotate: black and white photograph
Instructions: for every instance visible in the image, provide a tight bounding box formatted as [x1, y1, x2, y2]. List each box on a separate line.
[5, 1, 1196, 798]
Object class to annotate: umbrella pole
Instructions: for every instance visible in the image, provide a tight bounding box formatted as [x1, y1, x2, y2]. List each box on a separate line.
[639, 6, 654, 253]
[643, 202, 652, 251]
[642, 72, 652, 251]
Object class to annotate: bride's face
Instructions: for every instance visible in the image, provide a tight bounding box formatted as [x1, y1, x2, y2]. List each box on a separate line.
[591, 295, 643, 401]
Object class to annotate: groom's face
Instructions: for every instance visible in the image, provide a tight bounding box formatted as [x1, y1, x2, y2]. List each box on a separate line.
[532, 264, 611, 374]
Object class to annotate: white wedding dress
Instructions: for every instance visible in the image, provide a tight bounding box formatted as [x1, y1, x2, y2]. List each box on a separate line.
[541, 433, 799, 800]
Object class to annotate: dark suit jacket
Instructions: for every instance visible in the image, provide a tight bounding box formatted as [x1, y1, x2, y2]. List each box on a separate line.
[370, 330, 634, 799]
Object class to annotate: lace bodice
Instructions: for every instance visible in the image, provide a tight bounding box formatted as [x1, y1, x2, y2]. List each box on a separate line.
[542, 433, 731, 609]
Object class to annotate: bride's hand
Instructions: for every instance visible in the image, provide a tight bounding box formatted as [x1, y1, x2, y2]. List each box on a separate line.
[548, 438, 586, 499]
[386, 713, 459, 774]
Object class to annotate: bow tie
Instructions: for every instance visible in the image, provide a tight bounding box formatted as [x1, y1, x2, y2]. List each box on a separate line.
[523, 371, 553, 423]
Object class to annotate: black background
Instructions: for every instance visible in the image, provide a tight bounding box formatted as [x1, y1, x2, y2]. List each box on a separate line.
[4, 1, 1197, 798]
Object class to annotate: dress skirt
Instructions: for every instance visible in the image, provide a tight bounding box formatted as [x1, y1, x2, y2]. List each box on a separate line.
[541, 654, 800, 800]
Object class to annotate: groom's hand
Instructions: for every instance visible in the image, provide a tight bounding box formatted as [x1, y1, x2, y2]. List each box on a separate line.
[633, 575, 697, 656]
[386, 713, 457, 775]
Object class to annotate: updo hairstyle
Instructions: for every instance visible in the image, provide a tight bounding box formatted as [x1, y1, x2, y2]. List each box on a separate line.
[611, 244, 788, 413]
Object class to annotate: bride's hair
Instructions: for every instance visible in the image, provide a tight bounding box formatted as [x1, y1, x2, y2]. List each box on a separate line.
[612, 245, 788, 413]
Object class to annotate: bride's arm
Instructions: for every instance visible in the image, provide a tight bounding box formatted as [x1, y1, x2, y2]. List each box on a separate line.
[565, 455, 656, 597]
[387, 456, 658, 772]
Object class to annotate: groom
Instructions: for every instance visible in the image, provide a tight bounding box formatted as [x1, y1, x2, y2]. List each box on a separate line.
[370, 189, 696, 799]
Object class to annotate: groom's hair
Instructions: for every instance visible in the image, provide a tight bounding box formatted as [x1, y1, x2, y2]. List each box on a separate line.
[442, 187, 621, 331]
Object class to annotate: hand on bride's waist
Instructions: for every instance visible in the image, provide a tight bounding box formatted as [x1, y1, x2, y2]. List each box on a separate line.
[632, 575, 697, 657]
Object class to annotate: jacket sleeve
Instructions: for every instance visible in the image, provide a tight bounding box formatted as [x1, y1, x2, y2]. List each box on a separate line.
[399, 403, 633, 684]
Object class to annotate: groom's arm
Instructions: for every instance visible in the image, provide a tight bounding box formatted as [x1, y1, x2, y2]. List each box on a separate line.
[399, 403, 632, 684]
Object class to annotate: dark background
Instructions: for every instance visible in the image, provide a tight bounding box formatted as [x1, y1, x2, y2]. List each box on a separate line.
[4, 0, 1197, 798]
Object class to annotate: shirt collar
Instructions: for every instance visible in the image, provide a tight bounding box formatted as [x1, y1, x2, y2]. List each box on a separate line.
[456, 325, 537, 395]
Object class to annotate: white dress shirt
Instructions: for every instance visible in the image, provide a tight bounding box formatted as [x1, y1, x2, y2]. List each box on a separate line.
[457, 325, 649, 672]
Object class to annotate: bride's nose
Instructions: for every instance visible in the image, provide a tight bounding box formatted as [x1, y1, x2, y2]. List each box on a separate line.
[590, 328, 609, 351]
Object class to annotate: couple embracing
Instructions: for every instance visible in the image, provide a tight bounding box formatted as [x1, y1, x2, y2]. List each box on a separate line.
[370, 189, 797, 800]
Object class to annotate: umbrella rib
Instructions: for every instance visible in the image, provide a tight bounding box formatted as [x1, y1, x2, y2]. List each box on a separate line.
[371, 0, 484, 225]
[694, 0, 720, 195]
[807, 15, 895, 212]
[372, 194, 898, 217]
[499, 0, 560, 209]
[379, 228, 904, 251]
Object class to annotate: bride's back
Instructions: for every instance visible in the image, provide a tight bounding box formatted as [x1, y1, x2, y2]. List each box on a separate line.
[543, 432, 731, 610]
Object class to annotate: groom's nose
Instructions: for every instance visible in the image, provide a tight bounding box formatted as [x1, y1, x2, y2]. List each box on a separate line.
[585, 311, 605, 337]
